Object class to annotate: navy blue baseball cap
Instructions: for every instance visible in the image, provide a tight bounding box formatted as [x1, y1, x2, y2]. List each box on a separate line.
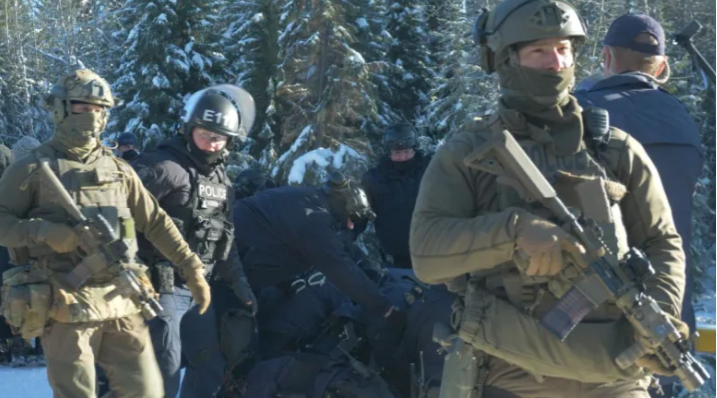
[603, 13, 665, 55]
[117, 132, 138, 147]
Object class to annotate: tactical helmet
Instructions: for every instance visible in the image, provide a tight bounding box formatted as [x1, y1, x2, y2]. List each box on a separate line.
[323, 171, 375, 223]
[383, 123, 417, 151]
[44, 69, 115, 124]
[117, 132, 139, 147]
[11, 136, 41, 162]
[473, 0, 586, 73]
[234, 168, 276, 199]
[181, 85, 256, 143]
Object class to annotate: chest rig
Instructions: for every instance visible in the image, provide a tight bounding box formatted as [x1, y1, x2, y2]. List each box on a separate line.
[25, 146, 137, 282]
[476, 114, 630, 322]
[164, 156, 234, 270]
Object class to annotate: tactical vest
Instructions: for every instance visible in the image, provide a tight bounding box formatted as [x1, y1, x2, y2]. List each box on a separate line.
[24, 145, 140, 322]
[450, 114, 649, 385]
[146, 151, 234, 276]
[468, 114, 630, 322]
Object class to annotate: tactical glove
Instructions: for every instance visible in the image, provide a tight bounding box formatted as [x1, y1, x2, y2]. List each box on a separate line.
[232, 277, 257, 315]
[384, 306, 407, 332]
[183, 264, 211, 315]
[514, 212, 586, 276]
[40, 222, 80, 253]
[634, 313, 690, 376]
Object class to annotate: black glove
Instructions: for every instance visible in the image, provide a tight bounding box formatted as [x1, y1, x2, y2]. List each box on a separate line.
[231, 277, 258, 315]
[384, 306, 407, 332]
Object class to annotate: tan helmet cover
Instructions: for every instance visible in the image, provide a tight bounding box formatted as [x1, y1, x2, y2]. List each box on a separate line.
[44, 69, 114, 124]
[475, 0, 586, 73]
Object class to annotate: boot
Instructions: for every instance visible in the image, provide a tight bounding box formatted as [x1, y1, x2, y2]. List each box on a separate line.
[8, 337, 34, 367]
[0, 338, 10, 365]
[29, 338, 46, 366]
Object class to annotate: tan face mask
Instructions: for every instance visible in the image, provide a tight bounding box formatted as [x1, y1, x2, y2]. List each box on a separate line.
[52, 111, 106, 158]
[499, 64, 576, 113]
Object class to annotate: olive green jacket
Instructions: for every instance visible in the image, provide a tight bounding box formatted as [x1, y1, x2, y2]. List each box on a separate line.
[410, 103, 685, 316]
[0, 141, 203, 275]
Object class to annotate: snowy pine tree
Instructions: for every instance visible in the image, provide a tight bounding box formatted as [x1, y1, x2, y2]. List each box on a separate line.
[424, 2, 498, 140]
[424, 0, 461, 69]
[219, 0, 280, 156]
[109, 0, 225, 147]
[383, 0, 433, 123]
[268, 0, 395, 185]
[0, 0, 42, 142]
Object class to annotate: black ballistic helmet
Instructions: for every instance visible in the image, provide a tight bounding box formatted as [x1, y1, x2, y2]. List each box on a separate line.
[117, 132, 139, 147]
[234, 168, 276, 199]
[323, 171, 375, 223]
[383, 123, 417, 151]
[182, 90, 243, 138]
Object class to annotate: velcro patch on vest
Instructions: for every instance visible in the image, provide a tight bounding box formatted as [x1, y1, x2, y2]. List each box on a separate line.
[198, 182, 227, 208]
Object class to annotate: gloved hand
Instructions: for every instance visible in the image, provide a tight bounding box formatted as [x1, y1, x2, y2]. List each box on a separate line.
[232, 277, 257, 315]
[384, 306, 407, 332]
[184, 266, 212, 315]
[514, 212, 586, 276]
[634, 313, 690, 376]
[41, 222, 81, 253]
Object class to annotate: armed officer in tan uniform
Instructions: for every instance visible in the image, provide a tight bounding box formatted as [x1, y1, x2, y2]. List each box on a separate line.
[0, 69, 211, 398]
[410, 1, 688, 397]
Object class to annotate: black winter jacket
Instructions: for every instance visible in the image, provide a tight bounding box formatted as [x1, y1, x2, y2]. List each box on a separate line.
[360, 152, 432, 259]
[234, 186, 392, 316]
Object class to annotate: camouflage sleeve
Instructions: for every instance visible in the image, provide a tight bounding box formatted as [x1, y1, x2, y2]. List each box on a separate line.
[121, 162, 203, 274]
[0, 157, 47, 248]
[409, 134, 523, 285]
[611, 133, 686, 317]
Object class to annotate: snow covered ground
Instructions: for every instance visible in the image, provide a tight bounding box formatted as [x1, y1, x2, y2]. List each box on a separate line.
[0, 366, 182, 397]
[0, 366, 53, 397]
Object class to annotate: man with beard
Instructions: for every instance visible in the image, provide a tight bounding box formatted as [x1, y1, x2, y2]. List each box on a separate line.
[410, 1, 687, 397]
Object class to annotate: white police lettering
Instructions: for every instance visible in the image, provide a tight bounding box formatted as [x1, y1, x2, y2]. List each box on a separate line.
[198, 183, 227, 201]
[202, 109, 237, 130]
[202, 109, 216, 123]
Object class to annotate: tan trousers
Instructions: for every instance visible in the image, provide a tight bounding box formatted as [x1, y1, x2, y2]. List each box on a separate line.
[485, 356, 652, 398]
[42, 313, 164, 398]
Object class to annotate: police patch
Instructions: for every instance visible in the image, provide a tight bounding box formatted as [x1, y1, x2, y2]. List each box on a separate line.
[198, 182, 227, 206]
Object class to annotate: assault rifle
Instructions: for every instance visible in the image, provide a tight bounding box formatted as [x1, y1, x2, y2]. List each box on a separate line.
[36, 159, 162, 320]
[463, 129, 709, 392]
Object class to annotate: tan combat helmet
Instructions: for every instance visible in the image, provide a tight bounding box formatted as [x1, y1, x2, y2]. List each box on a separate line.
[473, 0, 586, 73]
[44, 69, 115, 125]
